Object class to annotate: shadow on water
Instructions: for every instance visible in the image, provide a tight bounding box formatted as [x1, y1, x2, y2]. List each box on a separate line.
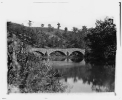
[47, 52, 115, 92]
[35, 50, 115, 92]
[84, 52, 115, 92]
[52, 63, 115, 92]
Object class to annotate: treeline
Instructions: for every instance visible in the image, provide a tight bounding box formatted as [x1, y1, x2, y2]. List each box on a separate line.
[7, 17, 116, 66]
[7, 22, 87, 49]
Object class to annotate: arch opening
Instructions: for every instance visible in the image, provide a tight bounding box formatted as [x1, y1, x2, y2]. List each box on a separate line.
[34, 51, 45, 56]
[49, 51, 66, 61]
[50, 51, 66, 56]
[69, 51, 84, 62]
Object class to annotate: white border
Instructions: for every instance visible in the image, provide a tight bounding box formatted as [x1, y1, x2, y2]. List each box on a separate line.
[0, 0, 122, 100]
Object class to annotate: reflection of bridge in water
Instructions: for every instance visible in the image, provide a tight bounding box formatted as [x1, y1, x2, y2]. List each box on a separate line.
[29, 48, 85, 56]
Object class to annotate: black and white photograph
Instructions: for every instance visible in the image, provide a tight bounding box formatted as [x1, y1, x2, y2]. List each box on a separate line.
[0, 0, 122, 98]
[6, 1, 117, 93]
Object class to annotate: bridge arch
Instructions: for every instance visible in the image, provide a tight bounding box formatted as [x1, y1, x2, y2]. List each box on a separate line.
[69, 51, 84, 57]
[34, 51, 45, 56]
[69, 51, 84, 62]
[29, 48, 85, 57]
[49, 51, 67, 56]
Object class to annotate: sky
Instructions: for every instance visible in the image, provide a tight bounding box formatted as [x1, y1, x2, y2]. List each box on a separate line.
[2, 0, 119, 30]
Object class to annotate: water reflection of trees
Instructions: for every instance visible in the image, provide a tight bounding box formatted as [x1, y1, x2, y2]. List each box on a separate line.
[55, 60, 115, 92]
[88, 64, 115, 92]
[55, 65, 91, 83]
[83, 18, 116, 92]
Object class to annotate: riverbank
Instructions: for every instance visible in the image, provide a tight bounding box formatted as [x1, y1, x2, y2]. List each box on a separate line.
[8, 61, 68, 93]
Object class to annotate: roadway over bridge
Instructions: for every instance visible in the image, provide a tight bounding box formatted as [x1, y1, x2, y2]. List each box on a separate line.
[29, 48, 85, 56]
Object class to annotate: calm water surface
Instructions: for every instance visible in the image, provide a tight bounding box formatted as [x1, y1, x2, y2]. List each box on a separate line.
[46, 58, 115, 93]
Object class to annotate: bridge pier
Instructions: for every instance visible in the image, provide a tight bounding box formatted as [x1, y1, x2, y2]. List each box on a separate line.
[67, 57, 69, 62]
[47, 57, 50, 62]
[67, 52, 69, 57]
[45, 52, 49, 57]
[64, 58, 69, 62]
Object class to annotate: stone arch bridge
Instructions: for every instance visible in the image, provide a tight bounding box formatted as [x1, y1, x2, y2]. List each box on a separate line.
[29, 48, 85, 56]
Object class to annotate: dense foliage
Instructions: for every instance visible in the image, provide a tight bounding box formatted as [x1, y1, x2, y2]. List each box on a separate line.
[7, 22, 87, 49]
[7, 22, 68, 93]
[85, 18, 116, 66]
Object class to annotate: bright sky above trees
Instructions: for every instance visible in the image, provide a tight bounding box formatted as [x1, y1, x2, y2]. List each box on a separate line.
[2, 0, 119, 30]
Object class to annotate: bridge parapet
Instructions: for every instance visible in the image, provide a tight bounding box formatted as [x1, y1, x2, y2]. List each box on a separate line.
[29, 48, 85, 56]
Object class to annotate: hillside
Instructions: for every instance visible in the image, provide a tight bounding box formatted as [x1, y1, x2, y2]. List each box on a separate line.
[7, 21, 86, 49]
[8, 22, 71, 36]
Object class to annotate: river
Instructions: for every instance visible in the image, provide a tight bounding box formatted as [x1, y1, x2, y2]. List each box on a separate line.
[44, 56, 115, 93]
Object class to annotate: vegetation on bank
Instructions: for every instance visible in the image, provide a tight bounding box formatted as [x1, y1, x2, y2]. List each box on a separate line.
[7, 34, 67, 93]
[7, 17, 116, 93]
[7, 21, 87, 49]
[85, 18, 116, 67]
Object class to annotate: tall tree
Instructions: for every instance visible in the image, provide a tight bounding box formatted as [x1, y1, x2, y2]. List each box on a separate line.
[28, 20, 32, 27]
[85, 17, 116, 63]
[48, 24, 52, 32]
[64, 27, 68, 32]
[48, 24, 51, 28]
[41, 24, 44, 27]
[57, 23, 61, 29]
